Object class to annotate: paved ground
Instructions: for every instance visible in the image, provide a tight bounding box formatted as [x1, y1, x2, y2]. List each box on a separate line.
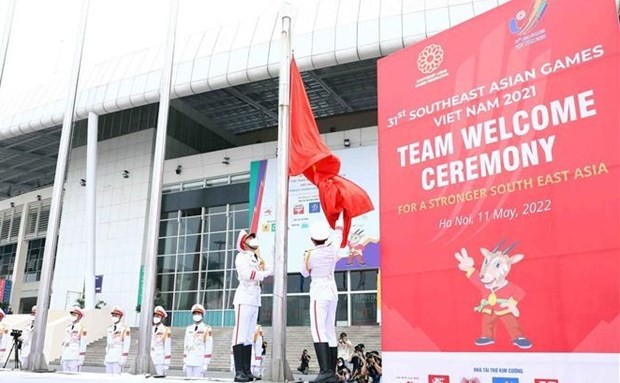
[0, 367, 314, 382]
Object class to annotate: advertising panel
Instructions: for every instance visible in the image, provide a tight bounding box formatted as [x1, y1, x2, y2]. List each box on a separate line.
[251, 145, 380, 273]
[378, 0, 619, 381]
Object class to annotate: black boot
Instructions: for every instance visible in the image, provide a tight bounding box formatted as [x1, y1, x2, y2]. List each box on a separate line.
[233, 344, 252, 382]
[329, 346, 338, 375]
[243, 344, 261, 380]
[311, 343, 337, 383]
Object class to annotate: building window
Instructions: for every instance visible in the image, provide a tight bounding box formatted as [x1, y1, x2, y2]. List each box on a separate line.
[0, 243, 16, 279]
[24, 238, 46, 282]
[156, 178, 380, 327]
[259, 270, 379, 327]
[350, 293, 377, 325]
[25, 199, 51, 239]
[157, 202, 250, 327]
[0, 206, 22, 244]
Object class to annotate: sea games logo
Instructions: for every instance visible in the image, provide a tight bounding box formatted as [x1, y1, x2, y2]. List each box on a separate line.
[415, 44, 449, 88]
[509, 0, 548, 48]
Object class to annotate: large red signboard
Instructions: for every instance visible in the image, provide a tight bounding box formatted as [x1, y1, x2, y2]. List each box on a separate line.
[378, 0, 619, 381]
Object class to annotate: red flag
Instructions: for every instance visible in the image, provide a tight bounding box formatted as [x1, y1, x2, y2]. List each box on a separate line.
[288, 57, 374, 247]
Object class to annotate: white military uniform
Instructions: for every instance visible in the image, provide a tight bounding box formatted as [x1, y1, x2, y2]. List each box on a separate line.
[20, 320, 35, 368]
[151, 323, 171, 376]
[0, 317, 9, 363]
[301, 227, 343, 347]
[232, 231, 272, 346]
[104, 323, 131, 374]
[183, 322, 213, 377]
[251, 330, 264, 377]
[61, 322, 87, 372]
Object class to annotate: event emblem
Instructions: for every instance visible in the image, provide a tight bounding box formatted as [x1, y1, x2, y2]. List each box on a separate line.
[509, 0, 548, 35]
[417, 44, 444, 74]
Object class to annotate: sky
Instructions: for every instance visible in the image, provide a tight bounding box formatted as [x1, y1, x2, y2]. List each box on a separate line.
[0, 0, 319, 106]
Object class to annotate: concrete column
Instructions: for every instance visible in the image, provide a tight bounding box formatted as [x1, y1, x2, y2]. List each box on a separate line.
[9, 202, 29, 312]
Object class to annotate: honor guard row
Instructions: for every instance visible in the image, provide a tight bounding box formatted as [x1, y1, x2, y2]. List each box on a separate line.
[0, 303, 214, 377]
[150, 304, 214, 377]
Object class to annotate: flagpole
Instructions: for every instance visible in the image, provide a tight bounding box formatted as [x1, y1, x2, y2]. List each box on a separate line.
[134, 0, 178, 375]
[29, 0, 90, 371]
[267, 1, 294, 381]
[0, 0, 16, 88]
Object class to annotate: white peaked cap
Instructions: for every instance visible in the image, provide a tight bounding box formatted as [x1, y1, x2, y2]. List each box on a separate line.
[310, 221, 331, 241]
[191, 304, 205, 315]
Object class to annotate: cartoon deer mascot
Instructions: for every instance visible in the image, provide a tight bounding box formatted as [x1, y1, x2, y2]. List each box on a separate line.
[454, 241, 532, 349]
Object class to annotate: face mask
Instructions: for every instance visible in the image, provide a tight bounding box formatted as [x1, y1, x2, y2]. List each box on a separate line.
[192, 314, 203, 322]
[246, 238, 259, 249]
[70, 314, 79, 322]
[153, 317, 161, 324]
[112, 316, 121, 324]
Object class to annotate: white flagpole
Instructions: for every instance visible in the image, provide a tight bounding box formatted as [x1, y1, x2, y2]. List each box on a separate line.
[0, 0, 16, 88]
[29, 0, 90, 371]
[134, 0, 178, 375]
[267, 1, 294, 381]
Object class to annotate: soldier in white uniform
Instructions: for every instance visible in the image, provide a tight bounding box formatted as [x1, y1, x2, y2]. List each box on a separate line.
[19, 305, 37, 369]
[183, 303, 213, 377]
[301, 221, 343, 383]
[151, 305, 171, 376]
[61, 307, 87, 372]
[251, 325, 264, 378]
[232, 229, 273, 382]
[0, 308, 9, 363]
[104, 306, 131, 375]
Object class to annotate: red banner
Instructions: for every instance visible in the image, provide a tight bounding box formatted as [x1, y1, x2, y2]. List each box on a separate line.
[378, 0, 619, 381]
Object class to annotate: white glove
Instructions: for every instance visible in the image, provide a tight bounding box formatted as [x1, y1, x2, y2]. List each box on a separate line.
[264, 267, 274, 277]
[202, 363, 209, 371]
[182, 364, 186, 372]
[121, 357, 127, 366]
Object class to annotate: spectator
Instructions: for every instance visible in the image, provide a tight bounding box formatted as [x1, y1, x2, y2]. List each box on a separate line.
[336, 357, 351, 382]
[349, 344, 366, 381]
[297, 349, 311, 375]
[337, 332, 354, 366]
[365, 351, 382, 383]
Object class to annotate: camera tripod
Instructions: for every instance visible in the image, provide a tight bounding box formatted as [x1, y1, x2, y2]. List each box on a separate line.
[3, 336, 21, 370]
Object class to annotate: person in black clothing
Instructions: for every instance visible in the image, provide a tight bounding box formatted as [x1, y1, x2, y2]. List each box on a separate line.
[365, 351, 382, 383]
[349, 344, 366, 382]
[335, 357, 351, 382]
[297, 349, 311, 375]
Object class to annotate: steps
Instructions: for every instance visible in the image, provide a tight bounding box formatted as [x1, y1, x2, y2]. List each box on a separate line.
[50, 325, 381, 373]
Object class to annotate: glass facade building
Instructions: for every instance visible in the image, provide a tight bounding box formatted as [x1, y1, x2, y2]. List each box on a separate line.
[0, 199, 51, 312]
[157, 175, 379, 327]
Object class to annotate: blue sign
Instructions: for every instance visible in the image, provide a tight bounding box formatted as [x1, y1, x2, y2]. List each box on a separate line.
[492, 378, 519, 383]
[2, 280, 11, 303]
[309, 202, 321, 213]
[95, 275, 103, 293]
